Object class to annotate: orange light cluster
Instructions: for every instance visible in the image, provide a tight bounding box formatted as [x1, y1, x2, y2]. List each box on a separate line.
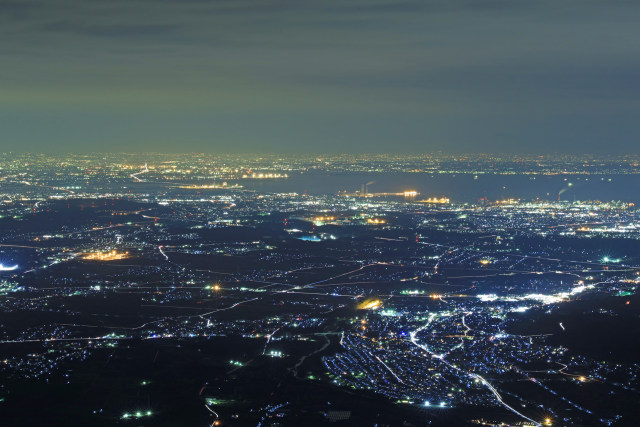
[358, 299, 382, 310]
[367, 218, 386, 224]
[82, 250, 129, 261]
[241, 173, 288, 179]
[421, 197, 450, 204]
[314, 216, 336, 222]
[178, 183, 241, 189]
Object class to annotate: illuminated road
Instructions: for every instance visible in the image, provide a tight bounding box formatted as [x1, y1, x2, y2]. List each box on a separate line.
[52, 297, 260, 333]
[409, 319, 541, 426]
[130, 163, 149, 182]
[416, 241, 640, 270]
[290, 334, 332, 378]
[262, 323, 290, 355]
[158, 245, 169, 261]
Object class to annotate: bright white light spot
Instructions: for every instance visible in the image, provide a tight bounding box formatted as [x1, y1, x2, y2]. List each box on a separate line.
[477, 294, 498, 302]
[0, 264, 18, 271]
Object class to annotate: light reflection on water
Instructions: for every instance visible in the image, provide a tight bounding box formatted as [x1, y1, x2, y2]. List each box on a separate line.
[245, 171, 639, 203]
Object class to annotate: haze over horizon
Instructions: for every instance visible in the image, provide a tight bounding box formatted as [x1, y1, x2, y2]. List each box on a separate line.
[2, 0, 640, 154]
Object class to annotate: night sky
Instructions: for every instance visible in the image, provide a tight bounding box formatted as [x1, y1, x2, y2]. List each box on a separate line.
[2, 0, 640, 154]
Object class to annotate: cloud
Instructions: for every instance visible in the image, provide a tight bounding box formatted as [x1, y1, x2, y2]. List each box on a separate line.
[0, 0, 639, 153]
[42, 21, 179, 39]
